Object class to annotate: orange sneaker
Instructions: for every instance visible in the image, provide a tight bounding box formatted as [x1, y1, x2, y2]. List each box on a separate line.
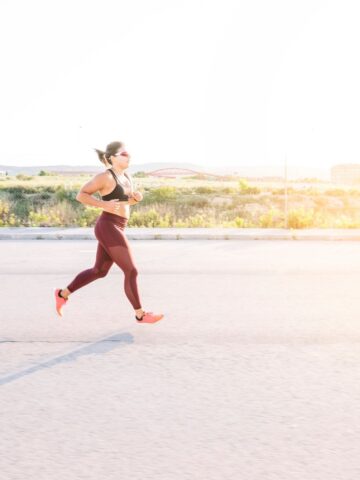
[136, 312, 164, 324]
[54, 288, 68, 317]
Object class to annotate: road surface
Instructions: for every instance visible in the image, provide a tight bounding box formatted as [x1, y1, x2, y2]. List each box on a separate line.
[1, 239, 360, 479]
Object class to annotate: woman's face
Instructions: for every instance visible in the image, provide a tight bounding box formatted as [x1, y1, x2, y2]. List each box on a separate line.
[111, 146, 130, 168]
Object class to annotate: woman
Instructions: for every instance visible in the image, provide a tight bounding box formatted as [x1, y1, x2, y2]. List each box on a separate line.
[54, 141, 164, 324]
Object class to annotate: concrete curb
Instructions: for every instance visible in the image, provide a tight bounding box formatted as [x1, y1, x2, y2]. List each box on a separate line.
[1, 227, 360, 240]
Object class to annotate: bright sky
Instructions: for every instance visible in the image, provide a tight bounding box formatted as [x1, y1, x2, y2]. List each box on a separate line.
[0, 0, 359, 168]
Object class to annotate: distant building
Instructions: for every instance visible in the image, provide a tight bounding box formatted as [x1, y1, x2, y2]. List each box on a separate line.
[331, 164, 360, 184]
[0, 170, 6, 176]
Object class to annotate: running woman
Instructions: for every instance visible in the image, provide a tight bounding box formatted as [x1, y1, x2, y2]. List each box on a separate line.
[54, 141, 164, 324]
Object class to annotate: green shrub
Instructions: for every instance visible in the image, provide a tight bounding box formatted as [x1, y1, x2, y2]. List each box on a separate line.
[15, 174, 33, 181]
[325, 188, 347, 196]
[302, 187, 320, 196]
[173, 218, 188, 227]
[328, 214, 360, 228]
[184, 196, 209, 208]
[6, 186, 38, 195]
[78, 207, 101, 227]
[187, 174, 211, 180]
[145, 187, 177, 203]
[186, 214, 212, 227]
[287, 208, 315, 229]
[221, 187, 237, 194]
[238, 179, 261, 195]
[271, 187, 295, 195]
[28, 211, 51, 226]
[127, 208, 162, 227]
[0, 199, 18, 226]
[259, 208, 283, 228]
[9, 188, 27, 200]
[39, 192, 52, 200]
[195, 186, 216, 194]
[12, 201, 30, 220]
[28, 201, 82, 227]
[222, 216, 246, 228]
[54, 186, 77, 203]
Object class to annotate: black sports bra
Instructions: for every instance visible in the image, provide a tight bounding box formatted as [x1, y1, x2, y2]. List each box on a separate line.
[101, 169, 130, 201]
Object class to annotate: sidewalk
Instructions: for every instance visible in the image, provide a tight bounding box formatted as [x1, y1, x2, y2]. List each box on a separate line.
[1, 227, 360, 240]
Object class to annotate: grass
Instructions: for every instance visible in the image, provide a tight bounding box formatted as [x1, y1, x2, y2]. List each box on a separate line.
[1, 173, 360, 228]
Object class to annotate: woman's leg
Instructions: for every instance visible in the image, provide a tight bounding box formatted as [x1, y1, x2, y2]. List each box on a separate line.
[94, 217, 142, 311]
[104, 237, 142, 311]
[64, 242, 114, 295]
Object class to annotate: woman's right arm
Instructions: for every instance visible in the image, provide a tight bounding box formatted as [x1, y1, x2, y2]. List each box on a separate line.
[75, 173, 125, 213]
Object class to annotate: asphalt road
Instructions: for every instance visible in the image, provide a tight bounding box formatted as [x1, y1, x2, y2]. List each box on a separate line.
[1, 239, 360, 479]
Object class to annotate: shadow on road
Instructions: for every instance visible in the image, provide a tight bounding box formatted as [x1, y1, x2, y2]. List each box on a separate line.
[0, 332, 134, 387]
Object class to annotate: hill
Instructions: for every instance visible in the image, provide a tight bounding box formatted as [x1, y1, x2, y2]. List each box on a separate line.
[0, 163, 330, 180]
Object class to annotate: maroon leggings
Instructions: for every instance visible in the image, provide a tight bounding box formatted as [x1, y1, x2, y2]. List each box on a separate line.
[66, 211, 142, 310]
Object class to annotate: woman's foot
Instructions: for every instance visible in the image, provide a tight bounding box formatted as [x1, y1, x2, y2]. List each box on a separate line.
[135, 311, 164, 324]
[54, 288, 68, 317]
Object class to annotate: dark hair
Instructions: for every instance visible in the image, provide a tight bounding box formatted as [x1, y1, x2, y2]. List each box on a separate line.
[94, 141, 123, 167]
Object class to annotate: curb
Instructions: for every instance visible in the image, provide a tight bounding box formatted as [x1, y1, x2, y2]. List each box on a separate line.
[1, 227, 360, 241]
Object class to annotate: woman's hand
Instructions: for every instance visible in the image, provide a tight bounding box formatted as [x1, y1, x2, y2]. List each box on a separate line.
[131, 191, 143, 202]
[102, 199, 126, 214]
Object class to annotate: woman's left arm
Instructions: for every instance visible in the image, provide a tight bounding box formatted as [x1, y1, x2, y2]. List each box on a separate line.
[127, 173, 143, 203]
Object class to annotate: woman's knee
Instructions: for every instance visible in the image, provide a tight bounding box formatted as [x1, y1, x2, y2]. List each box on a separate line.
[126, 266, 138, 278]
[93, 267, 110, 278]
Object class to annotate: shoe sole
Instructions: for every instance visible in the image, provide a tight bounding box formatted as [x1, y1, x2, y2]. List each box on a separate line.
[137, 315, 164, 324]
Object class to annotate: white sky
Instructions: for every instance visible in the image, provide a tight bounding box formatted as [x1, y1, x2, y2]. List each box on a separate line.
[0, 0, 359, 168]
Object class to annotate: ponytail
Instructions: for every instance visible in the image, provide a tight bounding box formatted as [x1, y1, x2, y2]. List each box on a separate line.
[94, 141, 123, 167]
[94, 148, 112, 167]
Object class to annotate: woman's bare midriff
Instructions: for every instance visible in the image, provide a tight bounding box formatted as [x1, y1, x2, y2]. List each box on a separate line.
[112, 204, 130, 219]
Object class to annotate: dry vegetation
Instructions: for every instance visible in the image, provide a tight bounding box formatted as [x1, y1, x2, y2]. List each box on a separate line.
[1, 172, 360, 228]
